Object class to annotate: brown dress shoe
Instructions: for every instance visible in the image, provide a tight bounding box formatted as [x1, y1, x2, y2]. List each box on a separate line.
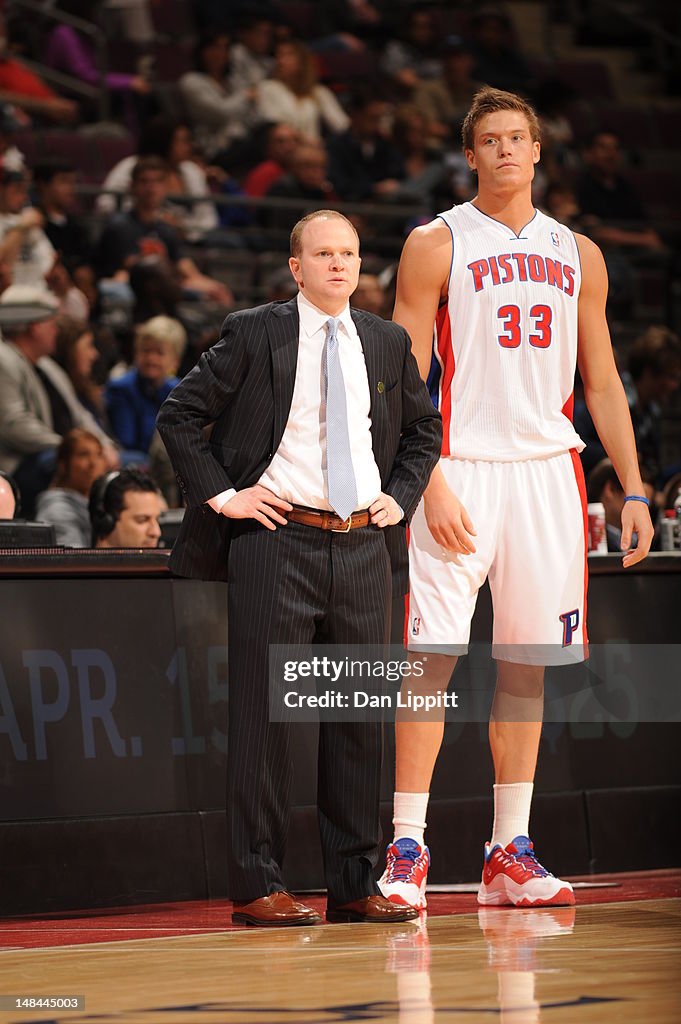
[326, 894, 419, 923]
[232, 890, 322, 927]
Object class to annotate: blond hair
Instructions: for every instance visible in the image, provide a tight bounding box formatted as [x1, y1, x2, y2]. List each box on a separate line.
[275, 39, 317, 97]
[462, 87, 541, 152]
[134, 316, 187, 362]
[289, 210, 359, 258]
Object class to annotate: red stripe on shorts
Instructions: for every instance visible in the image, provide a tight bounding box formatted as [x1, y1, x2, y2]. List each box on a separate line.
[569, 447, 589, 648]
[403, 522, 411, 647]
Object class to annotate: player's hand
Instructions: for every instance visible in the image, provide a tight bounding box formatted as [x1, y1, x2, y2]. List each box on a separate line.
[219, 486, 292, 531]
[620, 500, 654, 568]
[369, 493, 402, 527]
[424, 475, 476, 554]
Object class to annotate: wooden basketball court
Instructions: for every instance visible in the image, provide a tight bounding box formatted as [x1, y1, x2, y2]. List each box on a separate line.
[0, 871, 678, 1023]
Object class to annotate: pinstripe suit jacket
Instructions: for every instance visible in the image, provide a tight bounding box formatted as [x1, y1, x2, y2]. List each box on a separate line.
[156, 297, 442, 595]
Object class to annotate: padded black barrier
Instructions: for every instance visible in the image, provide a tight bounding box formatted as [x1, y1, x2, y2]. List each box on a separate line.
[0, 551, 679, 913]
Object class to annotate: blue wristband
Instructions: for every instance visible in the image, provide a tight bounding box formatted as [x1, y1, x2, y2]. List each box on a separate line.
[624, 495, 650, 506]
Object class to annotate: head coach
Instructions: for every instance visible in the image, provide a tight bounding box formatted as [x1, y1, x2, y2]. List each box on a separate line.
[157, 210, 441, 927]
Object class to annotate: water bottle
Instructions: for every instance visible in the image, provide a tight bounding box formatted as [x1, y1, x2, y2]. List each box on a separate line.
[660, 510, 677, 551]
[587, 502, 607, 553]
[675, 494, 681, 550]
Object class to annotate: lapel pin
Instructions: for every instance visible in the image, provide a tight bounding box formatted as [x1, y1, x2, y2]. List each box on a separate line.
[377, 381, 385, 394]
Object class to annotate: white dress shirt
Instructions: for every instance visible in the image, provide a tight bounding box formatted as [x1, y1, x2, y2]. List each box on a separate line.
[208, 291, 382, 514]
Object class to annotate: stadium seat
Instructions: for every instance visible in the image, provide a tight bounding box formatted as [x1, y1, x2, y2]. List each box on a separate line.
[552, 60, 615, 100]
[595, 103, 658, 149]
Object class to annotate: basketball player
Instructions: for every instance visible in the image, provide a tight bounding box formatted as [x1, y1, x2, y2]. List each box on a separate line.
[379, 87, 653, 909]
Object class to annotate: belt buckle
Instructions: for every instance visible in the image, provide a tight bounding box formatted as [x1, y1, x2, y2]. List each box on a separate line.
[331, 515, 353, 533]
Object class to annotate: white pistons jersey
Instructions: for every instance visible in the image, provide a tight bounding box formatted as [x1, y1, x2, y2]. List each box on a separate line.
[430, 203, 585, 460]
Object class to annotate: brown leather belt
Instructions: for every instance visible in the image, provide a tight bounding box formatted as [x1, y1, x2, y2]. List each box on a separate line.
[287, 506, 370, 533]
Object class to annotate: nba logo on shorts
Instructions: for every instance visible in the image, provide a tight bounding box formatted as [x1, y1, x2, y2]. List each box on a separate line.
[550, 231, 560, 247]
[559, 609, 580, 646]
[412, 616, 421, 636]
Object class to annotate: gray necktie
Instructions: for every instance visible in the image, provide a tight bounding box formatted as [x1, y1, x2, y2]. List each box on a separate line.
[324, 317, 358, 521]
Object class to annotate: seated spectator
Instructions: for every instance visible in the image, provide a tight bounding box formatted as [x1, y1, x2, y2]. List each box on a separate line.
[242, 121, 300, 197]
[413, 37, 481, 147]
[89, 467, 164, 548]
[390, 104, 448, 207]
[0, 13, 77, 125]
[0, 285, 115, 515]
[263, 264, 298, 302]
[0, 168, 54, 288]
[53, 315, 109, 432]
[577, 132, 664, 251]
[351, 272, 387, 317]
[128, 259, 183, 322]
[468, 11, 536, 95]
[0, 166, 88, 316]
[45, 1, 151, 103]
[0, 470, 19, 518]
[35, 428, 106, 546]
[34, 158, 96, 308]
[263, 142, 339, 233]
[587, 458, 627, 552]
[97, 116, 219, 243]
[229, 14, 275, 91]
[106, 316, 185, 455]
[439, 119, 477, 205]
[0, 104, 26, 172]
[147, 428, 181, 509]
[624, 327, 681, 480]
[381, 6, 443, 98]
[257, 39, 350, 141]
[179, 30, 259, 163]
[94, 156, 233, 307]
[536, 85, 580, 176]
[587, 458, 656, 552]
[542, 183, 582, 230]
[575, 325, 681, 481]
[327, 90, 404, 202]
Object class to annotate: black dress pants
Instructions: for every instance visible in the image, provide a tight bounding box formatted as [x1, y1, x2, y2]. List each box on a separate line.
[226, 518, 391, 904]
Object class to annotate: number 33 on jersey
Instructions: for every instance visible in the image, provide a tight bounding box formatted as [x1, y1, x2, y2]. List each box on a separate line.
[429, 202, 585, 462]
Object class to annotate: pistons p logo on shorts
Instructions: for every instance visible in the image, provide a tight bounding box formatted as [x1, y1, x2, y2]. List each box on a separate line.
[559, 609, 580, 646]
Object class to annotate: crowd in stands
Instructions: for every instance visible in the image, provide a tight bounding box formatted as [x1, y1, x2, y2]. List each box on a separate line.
[0, 0, 678, 550]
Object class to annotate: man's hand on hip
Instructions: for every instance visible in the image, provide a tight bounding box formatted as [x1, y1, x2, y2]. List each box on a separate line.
[220, 486, 292, 530]
[369, 493, 403, 527]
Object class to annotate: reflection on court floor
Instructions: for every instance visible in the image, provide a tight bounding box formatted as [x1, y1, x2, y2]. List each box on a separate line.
[0, 894, 679, 1024]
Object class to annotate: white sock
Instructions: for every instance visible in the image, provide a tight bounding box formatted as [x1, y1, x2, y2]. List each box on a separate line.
[490, 782, 533, 849]
[392, 791, 429, 846]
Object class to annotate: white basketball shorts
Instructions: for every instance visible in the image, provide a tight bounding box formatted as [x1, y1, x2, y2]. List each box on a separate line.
[406, 451, 588, 665]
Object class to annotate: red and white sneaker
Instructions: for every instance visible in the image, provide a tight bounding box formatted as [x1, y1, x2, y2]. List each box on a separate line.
[477, 835, 575, 907]
[378, 838, 430, 911]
